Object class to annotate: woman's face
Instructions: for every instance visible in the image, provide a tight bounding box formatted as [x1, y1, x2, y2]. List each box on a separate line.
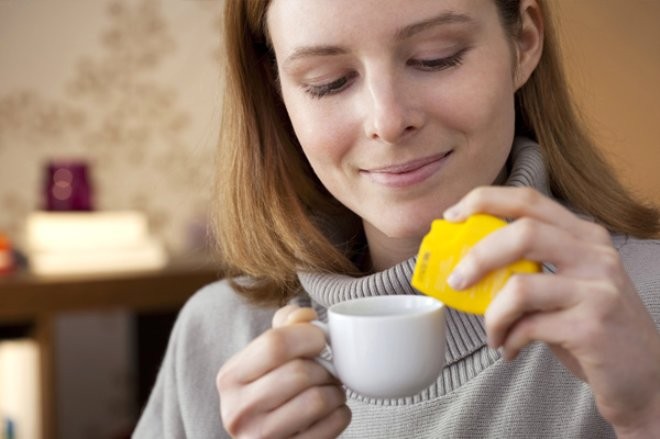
[268, 0, 535, 267]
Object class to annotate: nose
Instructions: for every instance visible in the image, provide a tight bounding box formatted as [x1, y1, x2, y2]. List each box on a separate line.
[363, 73, 423, 144]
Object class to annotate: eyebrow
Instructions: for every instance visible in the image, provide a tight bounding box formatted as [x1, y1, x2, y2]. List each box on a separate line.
[283, 11, 474, 67]
[395, 11, 474, 40]
[284, 46, 348, 66]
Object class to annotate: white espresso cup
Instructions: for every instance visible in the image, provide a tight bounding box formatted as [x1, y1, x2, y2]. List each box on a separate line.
[313, 295, 446, 398]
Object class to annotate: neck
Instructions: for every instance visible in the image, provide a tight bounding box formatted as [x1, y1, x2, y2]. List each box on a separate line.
[362, 221, 422, 272]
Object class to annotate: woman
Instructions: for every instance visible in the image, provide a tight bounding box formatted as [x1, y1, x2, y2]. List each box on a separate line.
[134, 0, 660, 437]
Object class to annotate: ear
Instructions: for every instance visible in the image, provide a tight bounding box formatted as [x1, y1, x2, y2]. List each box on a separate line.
[513, 0, 544, 90]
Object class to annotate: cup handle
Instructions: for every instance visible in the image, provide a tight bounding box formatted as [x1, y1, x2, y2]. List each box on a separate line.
[310, 320, 338, 378]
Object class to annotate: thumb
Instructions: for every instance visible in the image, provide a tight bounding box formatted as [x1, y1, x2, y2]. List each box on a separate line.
[272, 305, 318, 328]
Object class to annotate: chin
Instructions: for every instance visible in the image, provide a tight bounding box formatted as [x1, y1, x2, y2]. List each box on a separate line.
[361, 202, 447, 243]
[370, 217, 434, 241]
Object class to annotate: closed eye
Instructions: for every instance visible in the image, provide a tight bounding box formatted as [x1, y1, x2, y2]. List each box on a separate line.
[304, 71, 358, 99]
[408, 47, 469, 72]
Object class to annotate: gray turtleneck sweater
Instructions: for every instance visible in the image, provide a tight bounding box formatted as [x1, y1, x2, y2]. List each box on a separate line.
[133, 139, 660, 438]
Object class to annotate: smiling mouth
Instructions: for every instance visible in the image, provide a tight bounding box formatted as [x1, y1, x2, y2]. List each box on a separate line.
[362, 150, 453, 188]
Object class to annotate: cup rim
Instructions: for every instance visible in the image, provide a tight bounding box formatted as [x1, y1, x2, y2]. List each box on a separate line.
[329, 295, 444, 319]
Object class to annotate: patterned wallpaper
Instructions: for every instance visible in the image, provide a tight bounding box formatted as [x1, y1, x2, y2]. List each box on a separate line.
[0, 0, 223, 254]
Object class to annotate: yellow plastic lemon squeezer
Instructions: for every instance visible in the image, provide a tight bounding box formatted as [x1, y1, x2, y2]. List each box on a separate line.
[411, 214, 541, 315]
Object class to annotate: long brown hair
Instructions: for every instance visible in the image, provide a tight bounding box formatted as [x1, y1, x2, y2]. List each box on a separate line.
[214, 0, 659, 306]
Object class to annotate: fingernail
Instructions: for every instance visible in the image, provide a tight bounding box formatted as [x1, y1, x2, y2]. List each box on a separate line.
[443, 206, 461, 221]
[447, 270, 466, 290]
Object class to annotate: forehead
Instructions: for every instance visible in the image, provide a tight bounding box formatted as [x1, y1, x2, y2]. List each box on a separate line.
[266, 0, 497, 47]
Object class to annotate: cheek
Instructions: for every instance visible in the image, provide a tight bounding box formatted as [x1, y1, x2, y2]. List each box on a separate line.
[283, 93, 357, 172]
[426, 44, 517, 139]
[422, 52, 516, 188]
[445, 76, 514, 137]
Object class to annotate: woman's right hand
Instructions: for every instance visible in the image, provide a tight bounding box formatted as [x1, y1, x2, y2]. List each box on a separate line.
[217, 305, 352, 438]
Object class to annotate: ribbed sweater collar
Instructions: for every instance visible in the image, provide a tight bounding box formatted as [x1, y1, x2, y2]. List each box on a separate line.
[297, 137, 549, 371]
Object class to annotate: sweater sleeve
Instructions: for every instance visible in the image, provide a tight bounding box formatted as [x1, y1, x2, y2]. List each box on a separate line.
[132, 280, 277, 438]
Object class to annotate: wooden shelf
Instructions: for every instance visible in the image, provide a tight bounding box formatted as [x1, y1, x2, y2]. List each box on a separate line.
[0, 256, 221, 321]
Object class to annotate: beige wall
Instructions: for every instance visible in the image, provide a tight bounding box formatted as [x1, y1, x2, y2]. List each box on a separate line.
[555, 0, 660, 206]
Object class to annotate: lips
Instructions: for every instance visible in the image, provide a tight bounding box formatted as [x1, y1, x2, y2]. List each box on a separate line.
[362, 150, 453, 188]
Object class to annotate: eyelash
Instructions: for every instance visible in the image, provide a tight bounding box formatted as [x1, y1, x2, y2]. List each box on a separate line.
[303, 48, 468, 99]
[304, 72, 358, 99]
[408, 47, 468, 71]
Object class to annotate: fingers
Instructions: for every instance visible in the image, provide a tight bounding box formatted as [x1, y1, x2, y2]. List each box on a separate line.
[484, 272, 608, 381]
[221, 358, 340, 436]
[497, 306, 589, 379]
[222, 306, 322, 385]
[449, 218, 591, 289]
[484, 273, 582, 350]
[273, 305, 318, 327]
[498, 310, 564, 360]
[241, 359, 339, 414]
[272, 305, 300, 327]
[293, 405, 352, 439]
[218, 305, 345, 439]
[221, 322, 326, 384]
[441, 186, 660, 430]
[259, 385, 348, 439]
[444, 186, 612, 245]
[286, 307, 319, 325]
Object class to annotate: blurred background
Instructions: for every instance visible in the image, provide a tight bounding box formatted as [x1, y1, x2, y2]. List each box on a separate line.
[0, 1, 223, 438]
[0, 1, 658, 439]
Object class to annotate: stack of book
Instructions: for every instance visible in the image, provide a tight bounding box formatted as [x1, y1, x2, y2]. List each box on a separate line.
[25, 211, 167, 276]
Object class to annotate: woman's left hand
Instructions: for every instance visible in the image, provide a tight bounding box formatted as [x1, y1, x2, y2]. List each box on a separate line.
[443, 186, 660, 437]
